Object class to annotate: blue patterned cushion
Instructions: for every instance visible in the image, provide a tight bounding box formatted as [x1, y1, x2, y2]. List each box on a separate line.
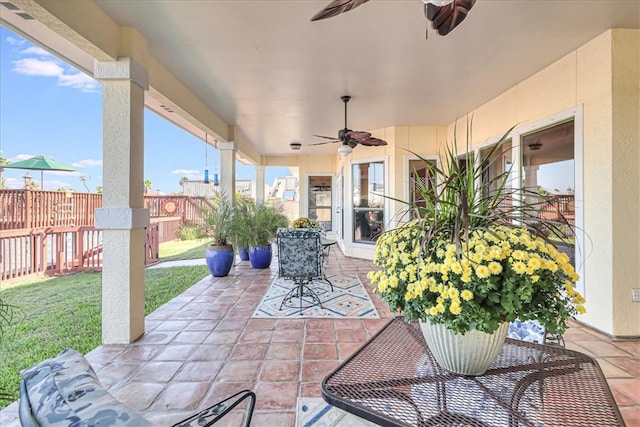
[507, 319, 546, 344]
[276, 228, 322, 279]
[20, 348, 153, 426]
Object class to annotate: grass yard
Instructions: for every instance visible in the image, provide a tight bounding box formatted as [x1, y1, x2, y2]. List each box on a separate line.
[159, 237, 210, 262]
[0, 238, 210, 408]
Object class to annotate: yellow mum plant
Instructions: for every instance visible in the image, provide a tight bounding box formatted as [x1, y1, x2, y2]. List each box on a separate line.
[368, 123, 585, 335]
[291, 217, 320, 229]
[368, 220, 584, 335]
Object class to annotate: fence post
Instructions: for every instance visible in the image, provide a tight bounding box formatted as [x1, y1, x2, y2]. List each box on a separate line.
[25, 190, 32, 229]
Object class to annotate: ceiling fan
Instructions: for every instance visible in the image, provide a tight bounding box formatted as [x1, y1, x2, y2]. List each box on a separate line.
[310, 96, 387, 155]
[310, 0, 476, 37]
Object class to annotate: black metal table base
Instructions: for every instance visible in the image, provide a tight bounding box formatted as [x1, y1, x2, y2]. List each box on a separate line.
[280, 281, 323, 314]
[321, 275, 333, 291]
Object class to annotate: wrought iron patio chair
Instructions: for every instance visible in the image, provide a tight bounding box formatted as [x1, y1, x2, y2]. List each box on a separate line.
[276, 227, 327, 314]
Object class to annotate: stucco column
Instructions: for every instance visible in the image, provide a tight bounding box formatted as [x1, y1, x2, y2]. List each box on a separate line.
[523, 164, 539, 205]
[94, 58, 149, 344]
[255, 165, 266, 203]
[218, 141, 236, 201]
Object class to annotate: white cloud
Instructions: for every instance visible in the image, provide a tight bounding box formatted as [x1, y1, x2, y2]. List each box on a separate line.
[48, 170, 81, 178]
[13, 58, 63, 77]
[20, 46, 52, 57]
[58, 72, 100, 92]
[11, 153, 36, 162]
[12, 57, 99, 93]
[4, 177, 22, 189]
[73, 159, 102, 168]
[5, 36, 24, 46]
[172, 169, 199, 175]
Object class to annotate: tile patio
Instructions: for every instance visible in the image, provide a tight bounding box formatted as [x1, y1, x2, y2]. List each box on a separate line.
[1, 249, 638, 426]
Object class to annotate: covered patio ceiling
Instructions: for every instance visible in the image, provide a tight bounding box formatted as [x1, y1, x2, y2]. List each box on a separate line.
[3, 1, 639, 162]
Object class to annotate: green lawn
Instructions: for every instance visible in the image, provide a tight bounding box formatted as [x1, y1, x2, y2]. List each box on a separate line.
[159, 237, 210, 262]
[0, 238, 211, 408]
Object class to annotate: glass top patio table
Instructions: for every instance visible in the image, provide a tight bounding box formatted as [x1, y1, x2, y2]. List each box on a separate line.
[322, 316, 625, 427]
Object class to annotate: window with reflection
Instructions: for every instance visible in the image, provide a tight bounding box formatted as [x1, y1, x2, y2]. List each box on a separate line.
[352, 161, 384, 244]
[480, 141, 512, 209]
[308, 176, 332, 231]
[409, 159, 437, 219]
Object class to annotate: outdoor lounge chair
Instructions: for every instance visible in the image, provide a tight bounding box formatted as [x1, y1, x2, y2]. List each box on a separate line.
[19, 348, 256, 427]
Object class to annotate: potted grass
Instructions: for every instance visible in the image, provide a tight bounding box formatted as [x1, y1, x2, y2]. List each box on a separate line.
[368, 124, 585, 375]
[230, 198, 253, 261]
[201, 193, 235, 277]
[229, 201, 289, 269]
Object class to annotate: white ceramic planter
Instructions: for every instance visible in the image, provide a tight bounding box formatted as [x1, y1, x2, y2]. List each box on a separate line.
[419, 320, 509, 376]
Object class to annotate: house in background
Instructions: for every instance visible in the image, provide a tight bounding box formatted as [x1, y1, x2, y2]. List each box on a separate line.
[0, 1, 637, 342]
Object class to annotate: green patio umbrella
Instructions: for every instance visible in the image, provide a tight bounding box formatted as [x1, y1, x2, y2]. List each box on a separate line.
[3, 155, 77, 189]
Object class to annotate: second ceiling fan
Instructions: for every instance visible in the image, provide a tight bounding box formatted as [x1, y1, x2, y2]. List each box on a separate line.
[311, 96, 387, 152]
[310, 0, 476, 37]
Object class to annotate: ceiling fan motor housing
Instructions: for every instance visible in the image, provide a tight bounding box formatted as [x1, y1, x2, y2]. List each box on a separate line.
[338, 128, 352, 140]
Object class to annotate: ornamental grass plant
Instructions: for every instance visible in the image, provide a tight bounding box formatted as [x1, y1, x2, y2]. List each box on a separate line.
[368, 124, 585, 336]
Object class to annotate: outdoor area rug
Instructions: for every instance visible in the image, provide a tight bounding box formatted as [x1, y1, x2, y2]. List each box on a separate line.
[296, 397, 378, 427]
[252, 274, 379, 319]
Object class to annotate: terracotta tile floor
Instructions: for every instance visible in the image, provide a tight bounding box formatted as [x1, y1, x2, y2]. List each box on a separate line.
[1, 249, 638, 426]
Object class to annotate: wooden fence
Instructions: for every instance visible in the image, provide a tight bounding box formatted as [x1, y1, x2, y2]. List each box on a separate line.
[1, 190, 208, 229]
[0, 190, 211, 283]
[537, 194, 575, 236]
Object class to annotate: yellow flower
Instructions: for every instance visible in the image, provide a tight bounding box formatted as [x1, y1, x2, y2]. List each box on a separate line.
[488, 261, 503, 275]
[513, 261, 527, 274]
[389, 276, 399, 288]
[448, 287, 459, 299]
[449, 303, 462, 315]
[545, 260, 558, 273]
[475, 264, 491, 279]
[527, 256, 542, 270]
[461, 289, 473, 301]
[450, 262, 463, 275]
[489, 246, 503, 260]
[512, 250, 527, 260]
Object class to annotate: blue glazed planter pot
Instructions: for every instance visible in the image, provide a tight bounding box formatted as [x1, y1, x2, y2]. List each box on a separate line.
[205, 245, 234, 277]
[238, 246, 250, 261]
[249, 245, 272, 269]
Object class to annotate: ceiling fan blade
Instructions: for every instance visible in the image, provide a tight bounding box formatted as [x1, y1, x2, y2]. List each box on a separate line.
[359, 137, 388, 147]
[313, 134, 339, 140]
[310, 0, 370, 21]
[346, 130, 372, 141]
[427, 0, 475, 36]
[310, 139, 340, 146]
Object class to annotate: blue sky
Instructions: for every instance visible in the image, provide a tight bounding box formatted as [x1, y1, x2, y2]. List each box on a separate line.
[0, 27, 290, 193]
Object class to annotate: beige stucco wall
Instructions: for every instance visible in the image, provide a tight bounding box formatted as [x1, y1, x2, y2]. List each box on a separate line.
[295, 29, 639, 336]
[610, 29, 640, 335]
[440, 29, 639, 336]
